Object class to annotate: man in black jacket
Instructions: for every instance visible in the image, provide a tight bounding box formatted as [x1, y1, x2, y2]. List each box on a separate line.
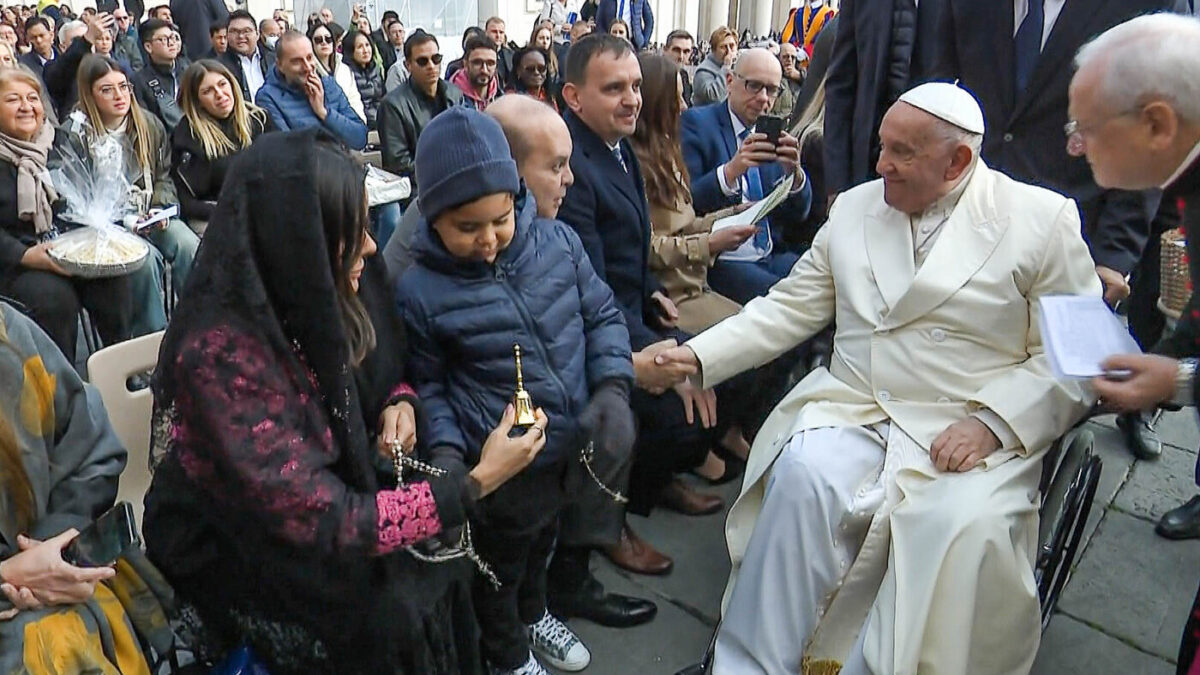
[18, 16, 55, 80]
[377, 31, 463, 192]
[823, 0, 945, 195]
[929, 0, 1189, 461]
[219, 10, 274, 103]
[132, 18, 189, 132]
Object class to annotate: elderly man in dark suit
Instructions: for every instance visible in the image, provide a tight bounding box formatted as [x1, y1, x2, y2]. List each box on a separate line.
[823, 0, 945, 196]
[1069, 12, 1200, 669]
[681, 48, 813, 304]
[928, 0, 1189, 462]
[549, 33, 726, 628]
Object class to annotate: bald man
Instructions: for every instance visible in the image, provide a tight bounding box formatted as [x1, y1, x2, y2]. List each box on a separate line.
[680, 48, 813, 303]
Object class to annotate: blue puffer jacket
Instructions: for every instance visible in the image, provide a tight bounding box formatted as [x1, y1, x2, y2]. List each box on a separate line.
[397, 193, 634, 467]
[254, 66, 368, 150]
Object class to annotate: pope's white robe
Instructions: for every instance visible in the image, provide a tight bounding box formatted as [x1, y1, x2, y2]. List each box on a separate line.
[688, 162, 1102, 674]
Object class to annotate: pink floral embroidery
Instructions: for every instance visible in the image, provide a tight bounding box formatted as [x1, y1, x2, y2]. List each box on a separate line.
[388, 382, 418, 402]
[375, 483, 442, 553]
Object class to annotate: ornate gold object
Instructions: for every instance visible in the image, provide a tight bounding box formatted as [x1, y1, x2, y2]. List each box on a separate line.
[512, 344, 537, 428]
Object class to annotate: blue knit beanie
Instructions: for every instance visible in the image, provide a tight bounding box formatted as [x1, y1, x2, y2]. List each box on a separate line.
[415, 107, 521, 225]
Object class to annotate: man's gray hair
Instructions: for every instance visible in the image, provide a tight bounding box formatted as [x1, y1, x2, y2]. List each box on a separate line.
[936, 119, 983, 160]
[57, 19, 85, 47]
[1075, 13, 1200, 124]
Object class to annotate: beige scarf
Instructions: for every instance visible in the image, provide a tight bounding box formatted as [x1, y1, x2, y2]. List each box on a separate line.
[0, 121, 58, 235]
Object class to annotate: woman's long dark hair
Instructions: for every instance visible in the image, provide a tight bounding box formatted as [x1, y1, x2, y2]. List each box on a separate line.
[341, 29, 375, 71]
[306, 21, 338, 74]
[314, 142, 376, 364]
[630, 52, 691, 209]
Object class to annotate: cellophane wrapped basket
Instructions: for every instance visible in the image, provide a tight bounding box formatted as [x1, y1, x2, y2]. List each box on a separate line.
[45, 133, 149, 278]
[1160, 228, 1190, 317]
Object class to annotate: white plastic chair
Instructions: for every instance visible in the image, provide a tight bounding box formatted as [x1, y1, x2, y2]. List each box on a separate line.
[86, 330, 164, 534]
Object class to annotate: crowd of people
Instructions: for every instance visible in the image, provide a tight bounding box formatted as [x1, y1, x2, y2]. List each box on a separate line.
[3, 0, 1200, 674]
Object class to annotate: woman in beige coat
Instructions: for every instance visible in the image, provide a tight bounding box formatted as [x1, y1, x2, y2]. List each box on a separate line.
[630, 53, 756, 482]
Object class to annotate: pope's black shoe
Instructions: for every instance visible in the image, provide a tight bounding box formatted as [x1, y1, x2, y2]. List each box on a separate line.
[1117, 410, 1162, 460]
[547, 575, 658, 628]
[1157, 495, 1200, 540]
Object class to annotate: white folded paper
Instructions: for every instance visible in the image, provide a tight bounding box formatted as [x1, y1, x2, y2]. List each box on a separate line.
[1038, 294, 1142, 379]
[711, 171, 795, 232]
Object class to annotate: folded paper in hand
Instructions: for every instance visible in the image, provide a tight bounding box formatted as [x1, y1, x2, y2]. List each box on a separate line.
[1038, 295, 1142, 379]
[133, 204, 178, 231]
[711, 172, 795, 232]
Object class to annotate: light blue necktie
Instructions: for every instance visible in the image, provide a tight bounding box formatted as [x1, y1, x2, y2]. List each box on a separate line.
[739, 127, 771, 253]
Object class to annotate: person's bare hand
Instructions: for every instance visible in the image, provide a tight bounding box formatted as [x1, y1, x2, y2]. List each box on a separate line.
[633, 338, 689, 394]
[470, 405, 548, 497]
[709, 224, 757, 254]
[305, 72, 327, 120]
[1096, 265, 1130, 306]
[724, 132, 778, 185]
[378, 400, 417, 459]
[2, 582, 41, 611]
[930, 417, 1001, 473]
[650, 290, 679, 328]
[775, 131, 802, 176]
[674, 380, 717, 428]
[1092, 353, 1178, 412]
[0, 606, 18, 621]
[0, 531, 114, 606]
[20, 244, 69, 276]
[85, 13, 114, 44]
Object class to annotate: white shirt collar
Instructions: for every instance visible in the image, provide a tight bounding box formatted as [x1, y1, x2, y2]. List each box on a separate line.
[239, 50, 260, 64]
[1163, 138, 1200, 189]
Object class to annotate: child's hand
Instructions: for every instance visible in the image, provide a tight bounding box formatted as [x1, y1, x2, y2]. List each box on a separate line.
[470, 405, 548, 497]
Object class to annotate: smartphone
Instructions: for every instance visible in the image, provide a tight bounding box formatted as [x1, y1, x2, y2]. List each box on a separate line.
[757, 114, 784, 146]
[62, 502, 139, 568]
[97, 0, 118, 15]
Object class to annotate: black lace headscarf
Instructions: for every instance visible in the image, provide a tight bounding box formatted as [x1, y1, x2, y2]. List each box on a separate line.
[149, 128, 430, 668]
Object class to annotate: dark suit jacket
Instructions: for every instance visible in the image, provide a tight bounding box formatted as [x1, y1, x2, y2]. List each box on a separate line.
[824, 0, 944, 194]
[219, 46, 276, 103]
[596, 0, 655, 50]
[558, 112, 664, 350]
[929, 0, 1182, 274]
[1154, 159, 1200, 402]
[792, 13, 838, 126]
[17, 50, 51, 81]
[679, 101, 814, 246]
[171, 0, 228, 62]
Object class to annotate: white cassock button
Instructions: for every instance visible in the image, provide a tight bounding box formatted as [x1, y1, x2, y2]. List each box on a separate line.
[931, 328, 946, 342]
[937, 396, 950, 403]
[878, 390, 891, 401]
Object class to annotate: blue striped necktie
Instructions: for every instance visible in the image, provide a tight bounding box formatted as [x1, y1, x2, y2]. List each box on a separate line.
[739, 127, 771, 253]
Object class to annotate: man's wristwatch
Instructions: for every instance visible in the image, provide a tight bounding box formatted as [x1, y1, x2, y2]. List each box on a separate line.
[1173, 358, 1198, 407]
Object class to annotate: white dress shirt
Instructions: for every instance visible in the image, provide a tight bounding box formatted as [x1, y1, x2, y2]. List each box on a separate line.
[240, 51, 265, 101]
[1013, 0, 1068, 49]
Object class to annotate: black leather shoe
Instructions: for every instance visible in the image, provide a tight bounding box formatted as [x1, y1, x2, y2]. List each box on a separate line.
[1157, 496, 1200, 540]
[548, 576, 657, 628]
[1117, 411, 1162, 460]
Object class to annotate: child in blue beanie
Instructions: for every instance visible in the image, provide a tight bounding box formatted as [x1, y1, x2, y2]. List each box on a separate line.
[396, 106, 636, 675]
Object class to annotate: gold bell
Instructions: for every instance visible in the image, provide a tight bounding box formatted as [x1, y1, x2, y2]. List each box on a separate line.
[512, 343, 538, 428]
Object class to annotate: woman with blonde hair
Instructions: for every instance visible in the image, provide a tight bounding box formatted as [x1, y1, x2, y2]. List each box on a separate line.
[0, 40, 15, 68]
[171, 59, 273, 230]
[57, 54, 199, 336]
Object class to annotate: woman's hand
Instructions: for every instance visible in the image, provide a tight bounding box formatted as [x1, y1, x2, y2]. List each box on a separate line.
[702, 202, 757, 254]
[378, 401, 418, 459]
[20, 244, 69, 276]
[469, 404, 548, 497]
[0, 531, 115, 607]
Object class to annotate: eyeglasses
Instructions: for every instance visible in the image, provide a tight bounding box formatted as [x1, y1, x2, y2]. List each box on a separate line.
[733, 72, 780, 98]
[312, 35, 333, 44]
[151, 34, 180, 44]
[522, 63, 547, 74]
[1064, 106, 1141, 157]
[97, 82, 133, 98]
[411, 53, 443, 67]
[228, 27, 257, 37]
[469, 58, 497, 69]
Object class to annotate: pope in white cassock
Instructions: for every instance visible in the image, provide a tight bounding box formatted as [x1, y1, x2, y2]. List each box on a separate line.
[657, 82, 1103, 674]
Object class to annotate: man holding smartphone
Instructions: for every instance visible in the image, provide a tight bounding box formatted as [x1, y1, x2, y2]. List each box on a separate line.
[681, 48, 813, 303]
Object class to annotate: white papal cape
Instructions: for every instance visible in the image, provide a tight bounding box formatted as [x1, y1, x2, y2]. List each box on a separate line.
[688, 162, 1102, 674]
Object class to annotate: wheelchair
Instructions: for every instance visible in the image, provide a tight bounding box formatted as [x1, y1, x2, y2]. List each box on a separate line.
[678, 415, 1104, 675]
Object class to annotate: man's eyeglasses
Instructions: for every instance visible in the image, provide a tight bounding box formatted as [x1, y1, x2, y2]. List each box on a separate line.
[1064, 106, 1141, 157]
[733, 72, 780, 98]
[228, 27, 257, 37]
[312, 35, 333, 45]
[469, 58, 497, 69]
[152, 34, 180, 44]
[412, 53, 444, 67]
[97, 82, 133, 98]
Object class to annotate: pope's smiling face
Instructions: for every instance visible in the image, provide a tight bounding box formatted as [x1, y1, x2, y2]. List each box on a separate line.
[876, 102, 974, 216]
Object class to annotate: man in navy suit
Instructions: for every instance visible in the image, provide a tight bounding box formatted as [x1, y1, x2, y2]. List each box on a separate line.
[596, 0, 654, 50]
[681, 48, 814, 304]
[548, 33, 726, 629]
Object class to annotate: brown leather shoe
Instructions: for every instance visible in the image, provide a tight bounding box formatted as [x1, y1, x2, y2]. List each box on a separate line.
[660, 478, 724, 516]
[603, 522, 674, 575]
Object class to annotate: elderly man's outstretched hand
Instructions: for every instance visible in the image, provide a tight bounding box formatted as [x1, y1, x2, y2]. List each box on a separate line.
[931, 417, 1001, 473]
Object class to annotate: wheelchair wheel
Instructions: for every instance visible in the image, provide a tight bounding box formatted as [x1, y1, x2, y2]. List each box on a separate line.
[1035, 430, 1102, 630]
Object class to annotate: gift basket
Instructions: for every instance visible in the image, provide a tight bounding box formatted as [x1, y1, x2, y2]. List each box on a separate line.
[45, 133, 150, 278]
